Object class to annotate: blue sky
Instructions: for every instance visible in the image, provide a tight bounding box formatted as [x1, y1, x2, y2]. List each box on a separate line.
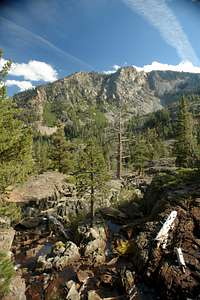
[0, 0, 200, 95]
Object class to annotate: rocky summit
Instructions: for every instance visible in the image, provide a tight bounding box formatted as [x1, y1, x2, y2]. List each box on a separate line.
[13, 67, 200, 129]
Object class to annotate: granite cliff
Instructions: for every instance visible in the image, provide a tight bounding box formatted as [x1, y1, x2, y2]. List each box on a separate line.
[13, 67, 200, 130]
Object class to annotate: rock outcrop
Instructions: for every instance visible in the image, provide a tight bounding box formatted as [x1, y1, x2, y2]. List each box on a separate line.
[5, 171, 119, 222]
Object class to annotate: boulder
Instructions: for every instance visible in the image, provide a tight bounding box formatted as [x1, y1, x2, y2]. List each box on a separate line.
[84, 239, 106, 264]
[0, 227, 15, 252]
[88, 290, 102, 300]
[37, 255, 53, 271]
[0, 216, 11, 228]
[54, 241, 80, 270]
[66, 283, 80, 300]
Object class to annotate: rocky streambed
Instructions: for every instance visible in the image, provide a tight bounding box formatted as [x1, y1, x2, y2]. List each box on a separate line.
[2, 169, 200, 299]
[12, 213, 158, 300]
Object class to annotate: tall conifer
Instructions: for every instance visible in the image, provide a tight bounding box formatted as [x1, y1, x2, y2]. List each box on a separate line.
[0, 51, 33, 192]
[174, 97, 198, 167]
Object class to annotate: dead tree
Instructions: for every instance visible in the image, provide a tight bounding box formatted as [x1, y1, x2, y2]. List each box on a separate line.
[116, 109, 130, 179]
[117, 111, 123, 179]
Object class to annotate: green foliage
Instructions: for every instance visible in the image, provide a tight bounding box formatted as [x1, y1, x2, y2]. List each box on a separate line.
[0, 202, 21, 225]
[75, 139, 110, 223]
[131, 134, 149, 173]
[148, 169, 198, 199]
[0, 53, 33, 193]
[33, 135, 51, 173]
[49, 124, 75, 174]
[0, 50, 12, 101]
[126, 108, 174, 140]
[0, 252, 15, 297]
[75, 139, 110, 195]
[117, 186, 140, 204]
[43, 102, 57, 127]
[0, 101, 33, 192]
[144, 108, 174, 138]
[174, 97, 198, 168]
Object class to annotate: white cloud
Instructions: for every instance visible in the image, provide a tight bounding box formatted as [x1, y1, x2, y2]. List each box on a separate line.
[133, 61, 200, 73]
[6, 80, 35, 92]
[0, 58, 58, 82]
[10, 60, 58, 82]
[104, 61, 200, 74]
[103, 64, 121, 74]
[122, 0, 200, 65]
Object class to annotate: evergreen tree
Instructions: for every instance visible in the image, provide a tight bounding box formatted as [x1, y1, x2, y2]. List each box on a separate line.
[131, 134, 149, 174]
[0, 52, 33, 192]
[146, 128, 168, 160]
[174, 97, 198, 168]
[0, 50, 11, 101]
[75, 139, 110, 225]
[33, 135, 51, 173]
[49, 124, 75, 173]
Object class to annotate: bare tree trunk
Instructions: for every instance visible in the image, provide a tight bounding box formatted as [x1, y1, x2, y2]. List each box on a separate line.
[117, 111, 122, 179]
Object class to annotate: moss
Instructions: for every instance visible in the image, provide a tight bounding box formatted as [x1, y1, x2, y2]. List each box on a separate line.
[0, 252, 15, 297]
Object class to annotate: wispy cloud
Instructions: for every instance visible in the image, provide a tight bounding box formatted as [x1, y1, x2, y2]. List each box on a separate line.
[122, 0, 200, 65]
[6, 80, 35, 92]
[0, 16, 93, 70]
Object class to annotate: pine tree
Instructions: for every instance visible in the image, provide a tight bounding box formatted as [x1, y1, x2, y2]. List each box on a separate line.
[0, 50, 11, 102]
[132, 134, 149, 175]
[0, 52, 33, 192]
[49, 124, 75, 173]
[146, 128, 168, 160]
[174, 97, 198, 168]
[33, 135, 51, 173]
[75, 139, 110, 225]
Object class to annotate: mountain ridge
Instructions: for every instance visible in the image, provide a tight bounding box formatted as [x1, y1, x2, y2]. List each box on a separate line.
[13, 66, 200, 129]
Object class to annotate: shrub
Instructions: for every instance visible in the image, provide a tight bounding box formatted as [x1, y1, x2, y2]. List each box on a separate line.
[0, 202, 21, 225]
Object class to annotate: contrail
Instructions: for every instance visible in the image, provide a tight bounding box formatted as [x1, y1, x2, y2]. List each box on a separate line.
[0, 16, 93, 70]
[122, 0, 200, 65]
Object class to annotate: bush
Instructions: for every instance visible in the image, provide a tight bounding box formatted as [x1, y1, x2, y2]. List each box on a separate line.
[0, 202, 21, 225]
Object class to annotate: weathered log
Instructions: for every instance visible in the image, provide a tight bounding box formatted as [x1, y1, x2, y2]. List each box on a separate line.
[155, 210, 177, 249]
[175, 247, 186, 273]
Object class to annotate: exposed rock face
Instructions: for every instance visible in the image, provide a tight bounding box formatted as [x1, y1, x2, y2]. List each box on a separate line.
[5, 171, 118, 222]
[13, 67, 200, 131]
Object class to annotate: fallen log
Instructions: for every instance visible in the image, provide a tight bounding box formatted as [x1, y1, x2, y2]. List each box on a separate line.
[175, 247, 186, 273]
[155, 210, 177, 249]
